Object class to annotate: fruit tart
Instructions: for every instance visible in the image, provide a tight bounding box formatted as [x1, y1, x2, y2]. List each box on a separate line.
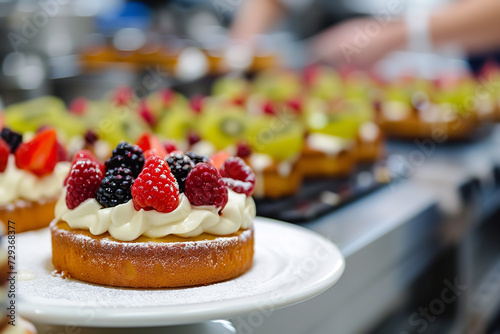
[243, 104, 304, 198]
[51, 142, 256, 288]
[0, 128, 70, 233]
[378, 77, 479, 140]
[299, 98, 361, 178]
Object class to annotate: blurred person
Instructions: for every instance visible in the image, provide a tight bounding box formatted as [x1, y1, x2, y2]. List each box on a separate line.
[230, 0, 500, 69]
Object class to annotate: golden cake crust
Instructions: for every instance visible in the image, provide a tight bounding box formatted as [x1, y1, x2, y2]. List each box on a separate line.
[0, 199, 57, 233]
[51, 220, 254, 288]
[298, 147, 355, 178]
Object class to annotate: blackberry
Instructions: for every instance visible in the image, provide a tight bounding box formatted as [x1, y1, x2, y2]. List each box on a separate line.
[0, 128, 22, 153]
[96, 167, 135, 208]
[105, 141, 145, 177]
[186, 151, 209, 165]
[166, 153, 194, 193]
[84, 130, 98, 146]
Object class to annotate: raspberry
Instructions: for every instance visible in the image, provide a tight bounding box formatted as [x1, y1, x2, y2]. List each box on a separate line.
[185, 163, 228, 212]
[132, 156, 179, 213]
[219, 157, 255, 196]
[166, 153, 194, 193]
[0, 138, 10, 173]
[105, 142, 145, 177]
[65, 150, 104, 186]
[66, 160, 104, 209]
[163, 141, 179, 154]
[96, 167, 135, 208]
[0, 128, 22, 154]
[186, 151, 209, 165]
[236, 142, 251, 159]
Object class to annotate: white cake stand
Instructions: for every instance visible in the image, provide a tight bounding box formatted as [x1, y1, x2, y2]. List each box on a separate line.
[16, 218, 344, 328]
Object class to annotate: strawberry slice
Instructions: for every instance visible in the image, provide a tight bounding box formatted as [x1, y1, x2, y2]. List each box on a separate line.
[15, 129, 58, 177]
[211, 151, 231, 170]
[136, 132, 166, 158]
[138, 100, 155, 127]
[0, 138, 10, 173]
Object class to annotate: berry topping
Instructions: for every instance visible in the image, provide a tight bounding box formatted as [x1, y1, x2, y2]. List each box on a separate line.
[84, 130, 98, 146]
[263, 101, 277, 115]
[0, 128, 22, 153]
[65, 150, 104, 186]
[69, 97, 88, 115]
[211, 151, 231, 170]
[163, 140, 179, 154]
[189, 95, 204, 113]
[187, 132, 201, 147]
[186, 151, 209, 165]
[139, 100, 155, 127]
[105, 142, 145, 177]
[113, 86, 133, 106]
[166, 153, 194, 193]
[0, 139, 10, 173]
[72, 150, 104, 171]
[236, 142, 251, 159]
[56, 141, 68, 162]
[219, 157, 255, 196]
[161, 88, 175, 107]
[136, 133, 166, 158]
[131, 156, 179, 213]
[143, 149, 161, 160]
[185, 163, 228, 212]
[96, 167, 135, 208]
[14, 128, 58, 177]
[286, 98, 302, 114]
[66, 160, 104, 209]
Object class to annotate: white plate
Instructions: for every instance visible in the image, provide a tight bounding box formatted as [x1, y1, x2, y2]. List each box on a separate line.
[17, 217, 344, 327]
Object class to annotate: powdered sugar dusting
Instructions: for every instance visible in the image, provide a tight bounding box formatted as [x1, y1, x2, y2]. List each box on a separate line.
[17, 218, 344, 326]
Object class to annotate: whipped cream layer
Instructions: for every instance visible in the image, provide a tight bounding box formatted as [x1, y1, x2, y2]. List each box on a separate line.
[0, 156, 70, 206]
[55, 189, 256, 241]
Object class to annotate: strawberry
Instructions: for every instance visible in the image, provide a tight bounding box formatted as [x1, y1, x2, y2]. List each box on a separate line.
[136, 132, 166, 158]
[211, 151, 231, 170]
[15, 129, 58, 177]
[138, 100, 155, 127]
[0, 138, 10, 173]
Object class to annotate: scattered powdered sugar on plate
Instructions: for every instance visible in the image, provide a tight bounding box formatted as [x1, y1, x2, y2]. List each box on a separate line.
[16, 218, 344, 326]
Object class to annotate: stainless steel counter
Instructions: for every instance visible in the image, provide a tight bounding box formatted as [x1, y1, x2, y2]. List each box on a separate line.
[247, 125, 500, 334]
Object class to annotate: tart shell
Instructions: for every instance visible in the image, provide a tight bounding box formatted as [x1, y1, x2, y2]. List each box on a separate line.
[51, 221, 254, 288]
[0, 199, 57, 234]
